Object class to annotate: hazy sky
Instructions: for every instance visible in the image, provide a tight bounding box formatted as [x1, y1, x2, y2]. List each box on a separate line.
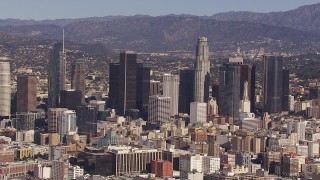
[1, 0, 319, 20]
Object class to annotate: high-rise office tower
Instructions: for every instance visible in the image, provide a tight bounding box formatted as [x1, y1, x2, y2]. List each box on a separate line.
[212, 84, 219, 105]
[0, 62, 11, 117]
[71, 59, 86, 102]
[48, 108, 68, 133]
[136, 64, 151, 119]
[194, 37, 210, 103]
[228, 58, 256, 113]
[190, 102, 207, 124]
[109, 52, 152, 117]
[17, 75, 37, 113]
[58, 110, 77, 143]
[48, 43, 66, 108]
[76, 105, 97, 136]
[218, 64, 241, 119]
[108, 63, 120, 109]
[148, 95, 171, 124]
[263, 55, 287, 113]
[118, 51, 137, 115]
[150, 80, 161, 96]
[283, 69, 290, 111]
[163, 74, 179, 116]
[179, 69, 194, 114]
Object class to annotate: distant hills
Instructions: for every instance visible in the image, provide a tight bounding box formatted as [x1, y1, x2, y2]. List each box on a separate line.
[0, 3, 319, 52]
[211, 3, 320, 32]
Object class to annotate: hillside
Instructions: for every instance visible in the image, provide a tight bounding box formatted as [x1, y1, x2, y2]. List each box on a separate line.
[0, 16, 318, 51]
[211, 3, 320, 32]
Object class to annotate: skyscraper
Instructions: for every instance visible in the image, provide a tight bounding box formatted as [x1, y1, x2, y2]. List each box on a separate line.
[263, 55, 285, 113]
[136, 63, 151, 119]
[118, 51, 137, 115]
[76, 105, 97, 136]
[163, 74, 179, 116]
[0, 62, 11, 117]
[228, 58, 256, 113]
[148, 95, 171, 124]
[239, 64, 256, 112]
[240, 81, 251, 113]
[48, 43, 66, 108]
[150, 80, 161, 96]
[190, 102, 207, 124]
[48, 108, 68, 133]
[108, 63, 120, 110]
[218, 64, 241, 119]
[194, 37, 210, 103]
[283, 69, 290, 111]
[179, 69, 194, 114]
[17, 75, 37, 113]
[58, 110, 77, 143]
[71, 59, 86, 102]
[109, 52, 152, 117]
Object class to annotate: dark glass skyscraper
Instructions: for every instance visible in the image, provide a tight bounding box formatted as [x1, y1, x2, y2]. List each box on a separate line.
[109, 52, 152, 117]
[263, 55, 287, 113]
[108, 63, 120, 110]
[218, 64, 241, 119]
[118, 51, 137, 115]
[282, 69, 290, 111]
[76, 105, 98, 136]
[48, 43, 66, 108]
[179, 69, 194, 114]
[136, 63, 151, 119]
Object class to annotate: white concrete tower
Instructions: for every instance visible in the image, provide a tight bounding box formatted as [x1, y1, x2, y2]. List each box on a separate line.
[0, 62, 11, 117]
[162, 74, 179, 116]
[190, 102, 207, 124]
[58, 110, 77, 143]
[194, 37, 210, 103]
[240, 81, 251, 113]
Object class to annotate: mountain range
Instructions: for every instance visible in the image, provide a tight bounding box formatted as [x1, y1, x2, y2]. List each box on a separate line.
[211, 3, 320, 32]
[0, 3, 319, 52]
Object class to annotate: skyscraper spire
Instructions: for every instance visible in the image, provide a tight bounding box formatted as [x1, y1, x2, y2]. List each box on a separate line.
[62, 28, 65, 53]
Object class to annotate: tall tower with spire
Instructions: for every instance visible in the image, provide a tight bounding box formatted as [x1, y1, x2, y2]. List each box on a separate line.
[194, 37, 210, 103]
[240, 81, 251, 113]
[48, 30, 66, 108]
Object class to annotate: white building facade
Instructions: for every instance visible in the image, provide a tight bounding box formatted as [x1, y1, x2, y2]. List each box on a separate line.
[190, 102, 207, 124]
[58, 110, 77, 143]
[0, 62, 11, 117]
[162, 74, 179, 116]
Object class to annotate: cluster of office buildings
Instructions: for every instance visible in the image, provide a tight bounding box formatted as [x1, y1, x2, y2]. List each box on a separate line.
[0, 37, 320, 180]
